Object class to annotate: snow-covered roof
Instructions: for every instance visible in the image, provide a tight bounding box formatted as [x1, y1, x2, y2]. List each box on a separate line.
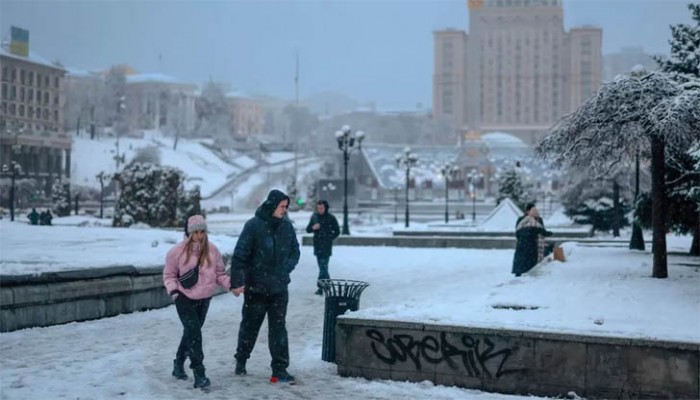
[65, 67, 99, 78]
[126, 73, 182, 84]
[0, 46, 65, 71]
[226, 90, 255, 100]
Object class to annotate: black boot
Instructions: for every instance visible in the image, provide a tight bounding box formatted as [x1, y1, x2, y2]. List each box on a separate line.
[172, 359, 187, 380]
[193, 366, 211, 389]
[235, 360, 247, 376]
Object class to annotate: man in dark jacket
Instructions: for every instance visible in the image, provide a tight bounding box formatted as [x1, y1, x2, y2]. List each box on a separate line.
[305, 200, 340, 295]
[230, 189, 300, 384]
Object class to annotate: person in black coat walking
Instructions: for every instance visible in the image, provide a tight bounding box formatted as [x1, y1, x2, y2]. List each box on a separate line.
[230, 189, 300, 384]
[306, 200, 340, 295]
[512, 207, 552, 276]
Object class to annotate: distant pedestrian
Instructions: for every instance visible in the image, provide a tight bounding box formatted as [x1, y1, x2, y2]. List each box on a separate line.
[512, 207, 552, 276]
[41, 209, 53, 226]
[230, 189, 300, 384]
[306, 200, 340, 295]
[27, 208, 39, 225]
[163, 214, 237, 390]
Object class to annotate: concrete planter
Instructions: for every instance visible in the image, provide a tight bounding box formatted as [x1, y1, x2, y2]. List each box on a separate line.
[336, 318, 699, 400]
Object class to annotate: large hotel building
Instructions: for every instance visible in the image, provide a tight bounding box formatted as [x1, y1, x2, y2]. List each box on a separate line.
[434, 0, 602, 145]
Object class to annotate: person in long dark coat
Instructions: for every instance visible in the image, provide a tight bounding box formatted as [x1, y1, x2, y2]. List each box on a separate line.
[512, 208, 552, 276]
[230, 189, 300, 384]
[305, 200, 340, 295]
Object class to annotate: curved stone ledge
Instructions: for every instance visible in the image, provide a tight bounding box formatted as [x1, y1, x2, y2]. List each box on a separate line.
[0, 266, 175, 332]
[336, 317, 700, 399]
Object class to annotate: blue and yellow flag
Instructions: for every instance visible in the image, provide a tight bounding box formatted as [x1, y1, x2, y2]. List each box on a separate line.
[10, 26, 29, 57]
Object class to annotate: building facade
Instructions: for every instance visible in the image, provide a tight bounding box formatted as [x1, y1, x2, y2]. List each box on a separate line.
[434, 0, 602, 145]
[126, 74, 197, 134]
[226, 91, 263, 137]
[603, 46, 657, 81]
[1, 41, 71, 197]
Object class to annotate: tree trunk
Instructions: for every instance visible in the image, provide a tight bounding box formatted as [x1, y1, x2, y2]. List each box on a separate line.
[629, 154, 645, 250]
[651, 135, 667, 278]
[691, 218, 700, 256]
[612, 180, 620, 237]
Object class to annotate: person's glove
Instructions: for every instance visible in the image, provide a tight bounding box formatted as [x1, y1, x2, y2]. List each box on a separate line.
[170, 290, 180, 301]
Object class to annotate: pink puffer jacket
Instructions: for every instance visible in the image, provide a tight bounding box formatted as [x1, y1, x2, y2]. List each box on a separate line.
[163, 239, 231, 300]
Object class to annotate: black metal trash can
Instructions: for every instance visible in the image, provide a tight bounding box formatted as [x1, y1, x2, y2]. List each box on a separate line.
[318, 279, 369, 363]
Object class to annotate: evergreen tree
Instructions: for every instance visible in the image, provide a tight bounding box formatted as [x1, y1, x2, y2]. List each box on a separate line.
[654, 4, 700, 84]
[112, 163, 184, 227]
[496, 167, 535, 211]
[51, 181, 71, 217]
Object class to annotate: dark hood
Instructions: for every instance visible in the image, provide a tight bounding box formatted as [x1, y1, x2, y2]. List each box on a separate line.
[255, 189, 290, 223]
[319, 200, 330, 213]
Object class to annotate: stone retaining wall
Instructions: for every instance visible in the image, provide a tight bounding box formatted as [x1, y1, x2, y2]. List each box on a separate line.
[335, 318, 700, 400]
[0, 266, 172, 332]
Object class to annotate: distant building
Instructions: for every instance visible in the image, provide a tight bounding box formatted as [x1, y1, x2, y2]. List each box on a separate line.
[126, 73, 197, 134]
[1, 27, 71, 196]
[603, 47, 657, 81]
[226, 91, 263, 137]
[434, 0, 602, 145]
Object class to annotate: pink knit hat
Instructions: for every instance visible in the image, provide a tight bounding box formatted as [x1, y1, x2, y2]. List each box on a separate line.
[187, 214, 207, 233]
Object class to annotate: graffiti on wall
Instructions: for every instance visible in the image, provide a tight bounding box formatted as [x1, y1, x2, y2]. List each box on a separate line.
[366, 329, 522, 378]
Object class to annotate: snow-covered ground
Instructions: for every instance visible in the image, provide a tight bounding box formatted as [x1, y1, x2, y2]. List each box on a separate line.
[0, 215, 698, 399]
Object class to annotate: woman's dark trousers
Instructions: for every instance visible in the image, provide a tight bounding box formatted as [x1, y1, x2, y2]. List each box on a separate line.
[175, 296, 211, 369]
[235, 291, 289, 373]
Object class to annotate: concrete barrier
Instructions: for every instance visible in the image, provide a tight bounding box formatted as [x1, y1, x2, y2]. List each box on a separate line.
[336, 318, 700, 400]
[0, 267, 172, 332]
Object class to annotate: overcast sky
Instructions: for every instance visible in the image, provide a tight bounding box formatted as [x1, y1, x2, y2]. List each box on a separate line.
[0, 0, 693, 110]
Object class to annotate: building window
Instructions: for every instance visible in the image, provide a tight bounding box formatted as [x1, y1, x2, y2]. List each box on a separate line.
[19, 105, 25, 117]
[28, 106, 33, 118]
[11, 68, 16, 82]
[20, 70, 26, 85]
[44, 76, 49, 88]
[54, 76, 59, 89]
[54, 96, 58, 106]
[28, 71, 34, 86]
[36, 90, 41, 104]
[1, 102, 6, 115]
[44, 92, 49, 105]
[1, 84, 6, 99]
[43, 108, 49, 120]
[28, 89, 33, 102]
[54, 110, 58, 122]
[10, 103, 16, 115]
[10, 85, 16, 100]
[20, 87, 25, 102]
[1, 66, 7, 82]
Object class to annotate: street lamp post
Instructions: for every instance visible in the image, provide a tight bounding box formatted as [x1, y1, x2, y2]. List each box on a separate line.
[335, 125, 365, 235]
[395, 147, 418, 228]
[467, 168, 483, 223]
[3, 161, 22, 221]
[440, 163, 459, 224]
[96, 172, 109, 219]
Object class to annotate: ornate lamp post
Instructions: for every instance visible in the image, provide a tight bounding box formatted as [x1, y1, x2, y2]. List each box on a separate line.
[95, 172, 111, 219]
[3, 160, 22, 221]
[335, 125, 365, 235]
[440, 162, 459, 224]
[467, 168, 484, 223]
[2, 142, 23, 221]
[395, 147, 418, 228]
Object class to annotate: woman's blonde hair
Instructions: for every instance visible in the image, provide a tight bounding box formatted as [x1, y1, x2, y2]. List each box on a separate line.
[180, 232, 211, 268]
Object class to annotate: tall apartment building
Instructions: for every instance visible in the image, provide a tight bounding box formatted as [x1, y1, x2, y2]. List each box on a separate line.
[1, 27, 71, 196]
[434, 0, 602, 145]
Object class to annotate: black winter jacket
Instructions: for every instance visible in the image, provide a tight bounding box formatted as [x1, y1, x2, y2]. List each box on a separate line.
[305, 201, 340, 257]
[230, 190, 300, 294]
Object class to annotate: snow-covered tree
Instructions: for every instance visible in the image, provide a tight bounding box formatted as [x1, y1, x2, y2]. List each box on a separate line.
[496, 167, 535, 211]
[51, 181, 71, 217]
[131, 146, 161, 165]
[112, 163, 183, 228]
[177, 185, 202, 224]
[654, 3, 700, 84]
[537, 70, 700, 278]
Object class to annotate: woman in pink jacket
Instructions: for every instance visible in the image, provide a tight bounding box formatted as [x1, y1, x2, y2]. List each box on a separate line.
[163, 214, 237, 389]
